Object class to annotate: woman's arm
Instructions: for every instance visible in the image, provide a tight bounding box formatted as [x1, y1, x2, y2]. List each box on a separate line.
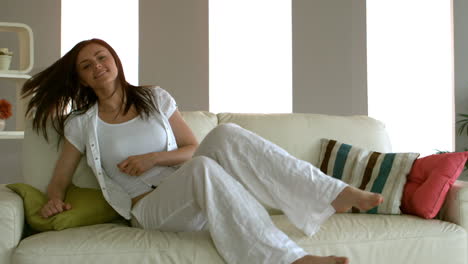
[40, 139, 82, 218]
[117, 110, 199, 176]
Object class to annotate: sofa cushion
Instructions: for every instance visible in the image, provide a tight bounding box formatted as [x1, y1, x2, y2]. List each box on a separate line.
[276, 214, 466, 264]
[12, 215, 466, 264]
[318, 139, 419, 214]
[401, 152, 468, 219]
[13, 224, 225, 264]
[6, 183, 120, 231]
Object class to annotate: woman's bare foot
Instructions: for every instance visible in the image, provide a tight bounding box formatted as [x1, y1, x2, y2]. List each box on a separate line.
[331, 186, 384, 213]
[292, 255, 349, 264]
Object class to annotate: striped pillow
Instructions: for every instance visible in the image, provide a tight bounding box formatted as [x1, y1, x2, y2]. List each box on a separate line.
[319, 139, 419, 214]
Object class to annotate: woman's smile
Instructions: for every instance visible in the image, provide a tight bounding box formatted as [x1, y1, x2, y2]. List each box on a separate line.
[94, 69, 108, 79]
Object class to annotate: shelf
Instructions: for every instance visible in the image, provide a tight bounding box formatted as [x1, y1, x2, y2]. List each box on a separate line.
[0, 22, 34, 74]
[0, 75, 31, 131]
[0, 131, 24, 139]
[0, 72, 31, 80]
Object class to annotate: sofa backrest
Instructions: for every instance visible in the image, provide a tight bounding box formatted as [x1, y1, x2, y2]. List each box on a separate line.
[218, 113, 392, 165]
[22, 111, 391, 193]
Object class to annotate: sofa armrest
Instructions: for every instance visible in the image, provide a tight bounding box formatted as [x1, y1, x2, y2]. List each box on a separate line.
[440, 180, 468, 230]
[0, 184, 24, 264]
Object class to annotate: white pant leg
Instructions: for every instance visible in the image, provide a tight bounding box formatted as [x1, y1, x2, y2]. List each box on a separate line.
[131, 156, 307, 264]
[194, 123, 348, 236]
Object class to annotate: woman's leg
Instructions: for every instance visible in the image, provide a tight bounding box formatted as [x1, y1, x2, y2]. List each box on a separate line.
[131, 156, 309, 264]
[194, 123, 382, 237]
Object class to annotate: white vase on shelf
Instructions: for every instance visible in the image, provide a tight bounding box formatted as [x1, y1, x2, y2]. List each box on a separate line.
[0, 119, 5, 131]
[0, 55, 12, 71]
[0, 48, 13, 71]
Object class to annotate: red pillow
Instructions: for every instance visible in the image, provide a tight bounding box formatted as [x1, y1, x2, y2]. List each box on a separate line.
[401, 152, 468, 219]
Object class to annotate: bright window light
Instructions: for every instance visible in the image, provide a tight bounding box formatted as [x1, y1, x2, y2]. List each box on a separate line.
[61, 0, 139, 85]
[209, 0, 292, 113]
[367, 1, 454, 156]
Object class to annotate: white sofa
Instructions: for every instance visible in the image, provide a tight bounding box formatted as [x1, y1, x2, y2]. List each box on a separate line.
[1, 111, 467, 264]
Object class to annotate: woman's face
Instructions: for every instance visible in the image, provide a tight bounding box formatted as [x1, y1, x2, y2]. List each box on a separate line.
[76, 43, 119, 90]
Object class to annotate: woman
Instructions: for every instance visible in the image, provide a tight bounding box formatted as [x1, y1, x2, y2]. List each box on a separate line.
[22, 38, 382, 264]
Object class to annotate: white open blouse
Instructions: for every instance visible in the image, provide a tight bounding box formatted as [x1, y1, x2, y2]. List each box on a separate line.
[64, 87, 178, 219]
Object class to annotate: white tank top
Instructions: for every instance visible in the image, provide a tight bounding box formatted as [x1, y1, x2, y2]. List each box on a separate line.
[97, 113, 175, 198]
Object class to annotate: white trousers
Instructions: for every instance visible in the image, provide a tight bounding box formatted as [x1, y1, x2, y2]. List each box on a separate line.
[131, 123, 348, 264]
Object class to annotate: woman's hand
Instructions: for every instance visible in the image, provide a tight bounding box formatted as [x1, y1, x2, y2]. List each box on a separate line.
[117, 153, 156, 176]
[40, 199, 72, 218]
[117, 110, 198, 177]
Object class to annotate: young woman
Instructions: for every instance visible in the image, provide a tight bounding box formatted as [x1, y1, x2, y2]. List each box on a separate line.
[22, 38, 382, 264]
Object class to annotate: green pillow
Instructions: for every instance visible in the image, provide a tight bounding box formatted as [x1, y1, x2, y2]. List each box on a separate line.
[6, 183, 120, 231]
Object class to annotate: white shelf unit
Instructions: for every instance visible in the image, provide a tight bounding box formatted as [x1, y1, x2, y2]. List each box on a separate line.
[0, 22, 34, 73]
[0, 22, 34, 139]
[0, 131, 24, 139]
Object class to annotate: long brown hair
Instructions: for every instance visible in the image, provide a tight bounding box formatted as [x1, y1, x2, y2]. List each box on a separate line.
[22, 38, 158, 142]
